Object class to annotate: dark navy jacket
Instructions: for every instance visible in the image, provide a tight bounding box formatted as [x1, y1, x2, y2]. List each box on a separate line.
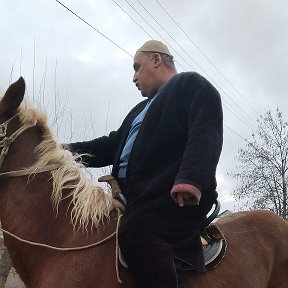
[70, 72, 223, 270]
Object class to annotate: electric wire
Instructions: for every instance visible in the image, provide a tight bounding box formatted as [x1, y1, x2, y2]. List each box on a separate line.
[55, 0, 254, 142]
[155, 0, 260, 116]
[224, 124, 248, 143]
[122, 0, 191, 71]
[111, 0, 153, 39]
[55, 0, 133, 57]
[133, 0, 257, 131]
[154, 0, 280, 143]
[112, 0, 255, 131]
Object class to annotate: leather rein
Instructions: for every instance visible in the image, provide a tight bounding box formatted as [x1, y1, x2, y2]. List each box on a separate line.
[0, 113, 61, 177]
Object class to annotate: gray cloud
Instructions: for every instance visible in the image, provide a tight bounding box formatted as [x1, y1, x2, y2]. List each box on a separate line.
[1, 0, 288, 211]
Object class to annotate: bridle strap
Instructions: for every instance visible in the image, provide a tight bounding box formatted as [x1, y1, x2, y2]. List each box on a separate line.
[0, 115, 37, 168]
[0, 114, 62, 178]
[0, 163, 62, 178]
[0, 113, 18, 137]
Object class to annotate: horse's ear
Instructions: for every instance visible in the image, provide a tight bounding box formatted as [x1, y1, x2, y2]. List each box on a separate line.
[0, 77, 25, 113]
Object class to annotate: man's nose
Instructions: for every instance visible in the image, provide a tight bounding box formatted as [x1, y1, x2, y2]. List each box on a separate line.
[133, 73, 137, 83]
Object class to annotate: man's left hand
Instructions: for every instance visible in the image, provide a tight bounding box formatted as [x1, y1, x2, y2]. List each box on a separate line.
[170, 184, 201, 207]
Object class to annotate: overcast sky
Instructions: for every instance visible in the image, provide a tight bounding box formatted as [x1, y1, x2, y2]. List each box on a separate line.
[1, 0, 288, 211]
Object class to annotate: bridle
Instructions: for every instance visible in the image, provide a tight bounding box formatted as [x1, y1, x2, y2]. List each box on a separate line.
[0, 113, 60, 177]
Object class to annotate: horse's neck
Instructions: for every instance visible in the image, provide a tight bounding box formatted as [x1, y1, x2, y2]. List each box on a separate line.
[0, 124, 121, 286]
[1, 174, 117, 242]
[0, 174, 118, 284]
[0, 172, 117, 287]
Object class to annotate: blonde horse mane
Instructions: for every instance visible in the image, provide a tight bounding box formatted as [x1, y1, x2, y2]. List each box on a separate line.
[18, 101, 122, 231]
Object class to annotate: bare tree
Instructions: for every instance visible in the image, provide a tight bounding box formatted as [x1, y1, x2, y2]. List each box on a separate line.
[231, 108, 288, 220]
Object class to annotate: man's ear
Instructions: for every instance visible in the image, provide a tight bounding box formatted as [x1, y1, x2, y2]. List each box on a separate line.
[152, 53, 161, 68]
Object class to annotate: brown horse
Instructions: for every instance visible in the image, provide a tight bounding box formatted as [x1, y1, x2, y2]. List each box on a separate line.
[0, 78, 287, 288]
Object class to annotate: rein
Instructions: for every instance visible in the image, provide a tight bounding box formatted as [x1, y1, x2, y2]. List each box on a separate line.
[0, 163, 62, 177]
[0, 113, 36, 171]
[0, 213, 123, 283]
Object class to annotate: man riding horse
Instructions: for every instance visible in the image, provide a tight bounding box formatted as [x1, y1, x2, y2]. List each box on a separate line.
[64, 40, 223, 288]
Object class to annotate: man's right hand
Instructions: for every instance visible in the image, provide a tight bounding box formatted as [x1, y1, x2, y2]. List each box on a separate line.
[61, 144, 70, 151]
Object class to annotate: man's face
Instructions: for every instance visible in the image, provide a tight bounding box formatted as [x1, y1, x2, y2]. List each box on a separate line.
[133, 52, 159, 98]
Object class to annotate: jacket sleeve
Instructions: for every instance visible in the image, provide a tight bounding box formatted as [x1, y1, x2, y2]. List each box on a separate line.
[174, 77, 223, 193]
[68, 128, 122, 168]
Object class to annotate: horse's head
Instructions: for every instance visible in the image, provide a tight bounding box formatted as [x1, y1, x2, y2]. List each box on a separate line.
[0, 77, 25, 122]
[0, 78, 123, 231]
[0, 77, 39, 173]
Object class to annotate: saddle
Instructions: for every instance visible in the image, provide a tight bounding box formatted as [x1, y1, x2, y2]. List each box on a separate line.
[184, 223, 226, 272]
[98, 176, 226, 273]
[118, 200, 226, 272]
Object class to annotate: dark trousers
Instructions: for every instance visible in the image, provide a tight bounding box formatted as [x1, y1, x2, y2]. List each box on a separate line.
[119, 230, 184, 288]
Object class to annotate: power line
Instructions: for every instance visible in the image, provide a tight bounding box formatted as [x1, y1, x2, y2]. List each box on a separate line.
[55, 0, 133, 57]
[133, 0, 257, 131]
[155, 0, 260, 116]
[55, 0, 253, 142]
[122, 0, 190, 71]
[224, 124, 248, 143]
[111, 0, 188, 71]
[152, 1, 282, 142]
[112, 0, 255, 131]
[111, 0, 153, 39]
[56, 0, 256, 132]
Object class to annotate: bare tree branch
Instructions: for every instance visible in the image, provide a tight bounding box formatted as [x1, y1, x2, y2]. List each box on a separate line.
[231, 108, 288, 220]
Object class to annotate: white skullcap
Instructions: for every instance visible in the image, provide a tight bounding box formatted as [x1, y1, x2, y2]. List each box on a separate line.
[136, 40, 172, 56]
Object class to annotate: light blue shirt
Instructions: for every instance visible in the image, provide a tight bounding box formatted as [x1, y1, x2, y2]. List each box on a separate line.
[118, 93, 160, 178]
